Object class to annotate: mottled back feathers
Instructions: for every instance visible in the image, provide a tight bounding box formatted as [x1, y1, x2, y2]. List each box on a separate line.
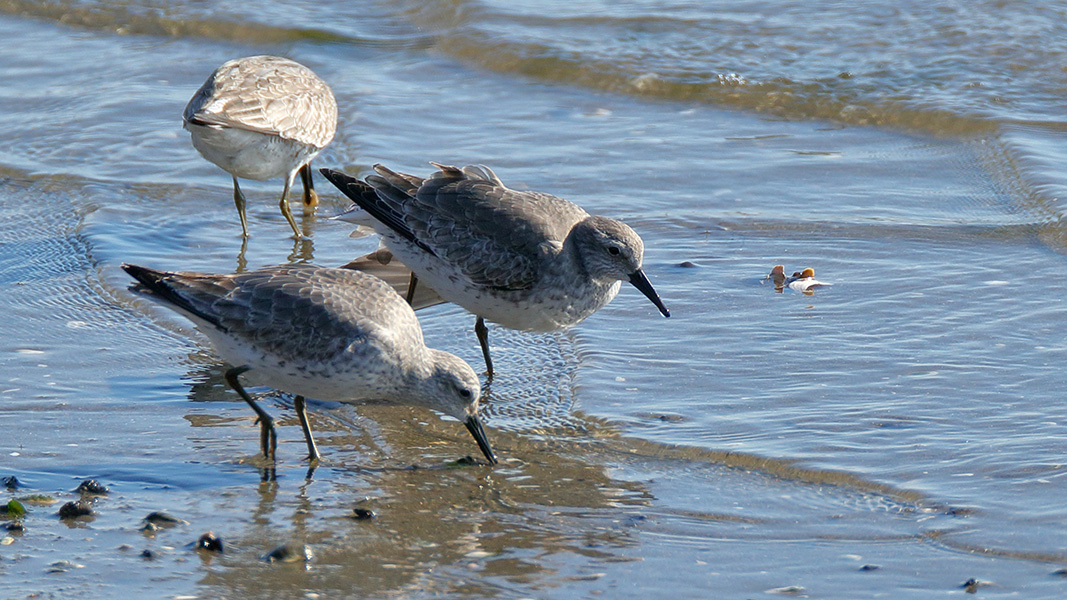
[183, 55, 337, 149]
[124, 264, 420, 364]
[322, 164, 590, 291]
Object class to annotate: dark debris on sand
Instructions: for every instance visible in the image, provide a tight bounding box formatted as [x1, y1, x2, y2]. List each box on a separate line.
[196, 532, 224, 553]
[263, 542, 313, 564]
[75, 479, 109, 496]
[57, 501, 94, 520]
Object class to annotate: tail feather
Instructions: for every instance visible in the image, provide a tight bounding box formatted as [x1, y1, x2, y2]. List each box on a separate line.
[319, 168, 437, 257]
[122, 263, 172, 294]
[121, 263, 224, 329]
[372, 164, 421, 194]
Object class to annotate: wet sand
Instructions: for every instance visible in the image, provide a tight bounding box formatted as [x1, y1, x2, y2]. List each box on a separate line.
[5, 1, 1067, 598]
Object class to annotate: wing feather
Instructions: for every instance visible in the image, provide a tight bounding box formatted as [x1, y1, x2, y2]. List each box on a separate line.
[124, 264, 417, 362]
[325, 164, 588, 291]
[183, 56, 337, 148]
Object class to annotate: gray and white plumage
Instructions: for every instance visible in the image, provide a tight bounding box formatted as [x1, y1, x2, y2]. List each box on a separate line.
[184, 55, 338, 238]
[122, 262, 496, 465]
[321, 163, 669, 377]
[339, 246, 445, 311]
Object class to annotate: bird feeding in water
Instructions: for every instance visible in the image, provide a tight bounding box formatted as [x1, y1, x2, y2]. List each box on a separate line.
[122, 263, 496, 465]
[322, 163, 670, 380]
[183, 55, 338, 239]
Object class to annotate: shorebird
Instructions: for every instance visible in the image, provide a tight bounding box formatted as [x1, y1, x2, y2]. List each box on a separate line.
[785, 267, 830, 293]
[767, 265, 830, 294]
[122, 263, 496, 465]
[767, 265, 788, 291]
[183, 55, 338, 239]
[321, 163, 670, 379]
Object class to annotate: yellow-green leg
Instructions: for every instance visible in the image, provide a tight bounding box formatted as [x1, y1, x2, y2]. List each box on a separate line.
[279, 169, 303, 239]
[232, 176, 249, 238]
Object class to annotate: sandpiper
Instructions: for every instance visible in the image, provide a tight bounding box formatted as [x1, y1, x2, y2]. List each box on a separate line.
[122, 263, 496, 465]
[183, 55, 338, 239]
[767, 265, 830, 293]
[786, 267, 830, 293]
[321, 163, 670, 379]
[767, 264, 788, 291]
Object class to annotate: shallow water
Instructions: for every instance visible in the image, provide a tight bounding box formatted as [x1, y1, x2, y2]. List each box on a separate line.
[3, 0, 1067, 598]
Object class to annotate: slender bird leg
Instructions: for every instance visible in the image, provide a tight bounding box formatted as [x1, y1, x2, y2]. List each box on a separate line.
[475, 316, 494, 381]
[405, 273, 418, 305]
[293, 395, 320, 464]
[232, 176, 249, 238]
[224, 366, 277, 460]
[279, 169, 304, 239]
[299, 163, 319, 216]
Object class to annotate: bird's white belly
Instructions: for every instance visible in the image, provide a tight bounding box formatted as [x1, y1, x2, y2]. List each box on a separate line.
[200, 326, 389, 402]
[187, 124, 320, 181]
[391, 242, 622, 332]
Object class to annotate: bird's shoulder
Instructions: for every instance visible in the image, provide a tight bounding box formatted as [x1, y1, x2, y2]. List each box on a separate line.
[192, 266, 416, 357]
[408, 168, 588, 290]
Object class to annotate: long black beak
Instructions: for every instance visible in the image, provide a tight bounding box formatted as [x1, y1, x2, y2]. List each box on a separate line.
[464, 415, 498, 465]
[628, 269, 670, 318]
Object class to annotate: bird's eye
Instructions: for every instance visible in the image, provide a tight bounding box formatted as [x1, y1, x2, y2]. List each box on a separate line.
[608, 246, 621, 256]
[459, 389, 472, 399]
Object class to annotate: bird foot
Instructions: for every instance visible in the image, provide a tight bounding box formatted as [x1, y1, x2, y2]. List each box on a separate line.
[259, 416, 278, 460]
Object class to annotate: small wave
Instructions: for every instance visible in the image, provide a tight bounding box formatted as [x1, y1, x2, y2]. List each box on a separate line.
[0, 0, 433, 49]
[401, 0, 997, 136]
